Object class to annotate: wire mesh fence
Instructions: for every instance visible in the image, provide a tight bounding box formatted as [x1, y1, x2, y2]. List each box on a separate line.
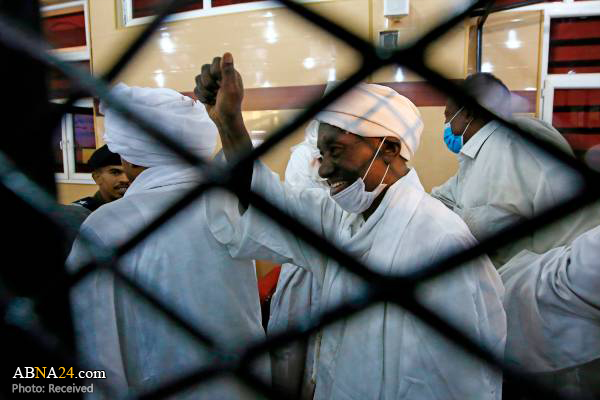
[1, 0, 599, 399]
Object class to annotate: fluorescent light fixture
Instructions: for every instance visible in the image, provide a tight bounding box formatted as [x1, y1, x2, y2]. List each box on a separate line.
[394, 67, 404, 82]
[505, 30, 521, 49]
[265, 20, 278, 44]
[481, 62, 494, 73]
[303, 57, 316, 69]
[154, 72, 165, 87]
[159, 32, 175, 54]
[327, 68, 336, 82]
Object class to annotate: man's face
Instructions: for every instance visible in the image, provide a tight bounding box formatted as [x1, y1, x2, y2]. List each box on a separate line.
[317, 123, 388, 195]
[120, 158, 146, 182]
[92, 165, 130, 202]
[444, 101, 468, 136]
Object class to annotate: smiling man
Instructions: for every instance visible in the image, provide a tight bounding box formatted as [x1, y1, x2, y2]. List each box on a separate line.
[196, 54, 506, 399]
[72, 144, 130, 212]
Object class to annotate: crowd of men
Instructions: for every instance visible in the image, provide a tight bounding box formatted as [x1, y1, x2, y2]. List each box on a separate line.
[65, 53, 600, 399]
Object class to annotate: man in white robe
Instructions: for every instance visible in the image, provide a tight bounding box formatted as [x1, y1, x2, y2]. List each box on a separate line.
[67, 84, 268, 398]
[268, 119, 325, 399]
[431, 73, 600, 268]
[195, 53, 506, 399]
[500, 225, 600, 399]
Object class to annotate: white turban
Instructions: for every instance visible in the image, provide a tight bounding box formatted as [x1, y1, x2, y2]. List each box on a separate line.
[101, 83, 217, 167]
[316, 83, 423, 160]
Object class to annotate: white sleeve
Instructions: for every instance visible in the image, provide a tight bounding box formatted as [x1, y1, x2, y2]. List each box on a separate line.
[66, 227, 130, 394]
[431, 175, 458, 210]
[563, 225, 600, 310]
[500, 225, 600, 371]
[416, 231, 506, 398]
[530, 160, 600, 250]
[205, 161, 342, 283]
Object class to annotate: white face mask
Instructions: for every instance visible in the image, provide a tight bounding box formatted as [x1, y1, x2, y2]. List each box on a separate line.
[330, 137, 390, 214]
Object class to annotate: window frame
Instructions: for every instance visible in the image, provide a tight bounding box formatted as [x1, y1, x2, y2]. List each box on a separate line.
[42, 0, 95, 184]
[54, 115, 69, 182]
[41, 0, 91, 61]
[121, 0, 328, 27]
[541, 73, 600, 124]
[508, 1, 600, 115]
[52, 98, 97, 185]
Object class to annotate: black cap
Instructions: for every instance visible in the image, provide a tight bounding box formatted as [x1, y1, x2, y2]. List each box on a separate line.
[87, 145, 121, 170]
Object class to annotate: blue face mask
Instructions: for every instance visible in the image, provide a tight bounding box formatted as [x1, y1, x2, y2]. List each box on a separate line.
[443, 122, 463, 154]
[443, 107, 472, 154]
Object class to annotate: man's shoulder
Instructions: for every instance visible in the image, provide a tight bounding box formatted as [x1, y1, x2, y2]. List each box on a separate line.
[72, 196, 97, 209]
[415, 193, 477, 242]
[471, 125, 548, 178]
[80, 197, 131, 231]
[83, 191, 204, 232]
[490, 118, 571, 161]
[60, 203, 92, 224]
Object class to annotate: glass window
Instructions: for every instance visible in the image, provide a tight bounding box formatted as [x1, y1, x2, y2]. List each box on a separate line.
[42, 9, 86, 49]
[49, 61, 90, 99]
[127, 0, 265, 24]
[549, 16, 600, 74]
[212, 0, 259, 6]
[71, 108, 96, 174]
[52, 120, 65, 174]
[491, 0, 558, 7]
[553, 88, 600, 164]
[132, 0, 203, 18]
[51, 100, 96, 182]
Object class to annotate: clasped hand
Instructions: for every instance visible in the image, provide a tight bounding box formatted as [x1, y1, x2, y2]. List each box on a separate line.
[194, 52, 245, 129]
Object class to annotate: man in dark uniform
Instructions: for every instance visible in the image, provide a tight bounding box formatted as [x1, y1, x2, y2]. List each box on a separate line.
[56, 145, 129, 253]
[72, 144, 130, 212]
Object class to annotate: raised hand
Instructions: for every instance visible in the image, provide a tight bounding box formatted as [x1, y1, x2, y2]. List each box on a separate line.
[194, 52, 244, 130]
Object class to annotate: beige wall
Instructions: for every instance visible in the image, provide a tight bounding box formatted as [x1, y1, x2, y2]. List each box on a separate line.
[57, 182, 96, 204]
[56, 1, 544, 200]
[89, 0, 368, 89]
[410, 107, 458, 191]
[372, 0, 471, 82]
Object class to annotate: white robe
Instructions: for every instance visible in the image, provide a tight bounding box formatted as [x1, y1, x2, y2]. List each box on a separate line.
[67, 165, 268, 399]
[500, 224, 600, 372]
[268, 141, 324, 399]
[206, 162, 507, 400]
[268, 264, 320, 398]
[431, 117, 600, 268]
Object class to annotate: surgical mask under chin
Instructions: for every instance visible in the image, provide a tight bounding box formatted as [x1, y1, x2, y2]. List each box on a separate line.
[443, 107, 472, 154]
[330, 138, 390, 214]
[443, 122, 463, 154]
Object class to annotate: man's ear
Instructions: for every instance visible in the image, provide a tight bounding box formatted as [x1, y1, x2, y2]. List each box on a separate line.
[91, 169, 101, 184]
[383, 139, 402, 159]
[465, 107, 477, 121]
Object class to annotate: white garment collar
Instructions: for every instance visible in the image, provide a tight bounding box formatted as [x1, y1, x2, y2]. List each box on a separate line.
[460, 120, 500, 159]
[124, 165, 203, 197]
[344, 167, 423, 232]
[338, 167, 426, 274]
[375, 168, 424, 216]
[387, 168, 423, 197]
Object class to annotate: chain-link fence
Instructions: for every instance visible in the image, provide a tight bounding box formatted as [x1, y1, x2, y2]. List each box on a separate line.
[1, 0, 599, 399]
